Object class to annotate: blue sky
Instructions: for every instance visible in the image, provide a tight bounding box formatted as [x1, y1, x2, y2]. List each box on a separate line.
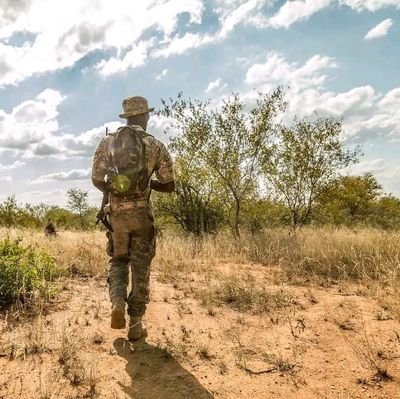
[0, 0, 400, 206]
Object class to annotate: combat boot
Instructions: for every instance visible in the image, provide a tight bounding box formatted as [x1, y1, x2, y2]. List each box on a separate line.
[128, 316, 147, 341]
[110, 299, 126, 329]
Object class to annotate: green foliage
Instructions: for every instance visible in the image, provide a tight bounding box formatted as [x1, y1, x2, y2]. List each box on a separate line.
[0, 237, 60, 305]
[262, 116, 360, 230]
[159, 89, 286, 237]
[0, 196, 41, 228]
[370, 195, 400, 229]
[241, 198, 290, 233]
[67, 188, 90, 229]
[315, 173, 382, 225]
[0, 195, 97, 231]
[153, 157, 225, 235]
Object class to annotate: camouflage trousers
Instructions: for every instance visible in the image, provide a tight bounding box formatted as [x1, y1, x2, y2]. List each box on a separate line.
[107, 203, 156, 317]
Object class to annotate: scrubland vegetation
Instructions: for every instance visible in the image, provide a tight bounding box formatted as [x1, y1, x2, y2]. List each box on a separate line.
[1, 227, 400, 398]
[1, 90, 400, 397]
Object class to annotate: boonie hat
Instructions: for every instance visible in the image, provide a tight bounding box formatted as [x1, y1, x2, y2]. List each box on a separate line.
[119, 96, 155, 118]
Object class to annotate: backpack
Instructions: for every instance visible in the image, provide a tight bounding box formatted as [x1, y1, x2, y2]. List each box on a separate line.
[106, 126, 149, 198]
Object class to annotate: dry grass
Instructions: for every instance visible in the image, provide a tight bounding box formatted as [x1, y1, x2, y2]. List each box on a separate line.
[197, 273, 296, 314]
[344, 322, 394, 383]
[2, 226, 400, 285]
[1, 225, 400, 398]
[2, 227, 400, 323]
[158, 228, 400, 289]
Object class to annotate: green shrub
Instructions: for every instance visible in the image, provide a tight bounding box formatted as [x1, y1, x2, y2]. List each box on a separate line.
[0, 237, 60, 305]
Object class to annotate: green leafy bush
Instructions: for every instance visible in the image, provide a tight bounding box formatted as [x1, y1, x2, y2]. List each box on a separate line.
[0, 237, 60, 305]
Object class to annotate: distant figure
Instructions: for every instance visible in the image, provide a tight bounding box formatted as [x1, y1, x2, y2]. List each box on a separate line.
[44, 219, 57, 237]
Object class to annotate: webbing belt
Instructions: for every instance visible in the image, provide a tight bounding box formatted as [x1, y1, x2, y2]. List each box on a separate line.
[109, 199, 148, 211]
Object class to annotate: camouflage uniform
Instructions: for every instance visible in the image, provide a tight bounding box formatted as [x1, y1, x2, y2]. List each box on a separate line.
[92, 124, 173, 317]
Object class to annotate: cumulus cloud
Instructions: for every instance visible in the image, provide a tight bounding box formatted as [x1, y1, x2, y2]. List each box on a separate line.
[0, 89, 125, 159]
[153, 33, 213, 58]
[345, 159, 400, 196]
[268, 0, 332, 29]
[156, 69, 168, 80]
[58, 121, 121, 158]
[95, 41, 151, 76]
[217, 0, 265, 38]
[0, 160, 25, 170]
[243, 51, 400, 144]
[2, 189, 67, 206]
[339, 0, 400, 11]
[364, 19, 393, 40]
[153, 0, 266, 58]
[0, 89, 64, 151]
[2, 0, 400, 87]
[205, 78, 223, 93]
[0, 0, 32, 37]
[0, 175, 12, 182]
[6, 187, 101, 207]
[147, 114, 177, 143]
[31, 168, 91, 184]
[245, 52, 336, 91]
[249, 0, 400, 29]
[0, 0, 205, 86]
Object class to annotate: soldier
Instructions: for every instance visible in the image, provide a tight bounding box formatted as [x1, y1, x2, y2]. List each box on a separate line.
[44, 219, 57, 237]
[91, 96, 175, 341]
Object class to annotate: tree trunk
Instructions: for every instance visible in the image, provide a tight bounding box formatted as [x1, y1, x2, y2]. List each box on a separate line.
[234, 196, 241, 239]
[290, 209, 298, 234]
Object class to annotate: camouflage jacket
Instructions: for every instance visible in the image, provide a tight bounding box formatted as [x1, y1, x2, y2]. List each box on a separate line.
[91, 124, 174, 200]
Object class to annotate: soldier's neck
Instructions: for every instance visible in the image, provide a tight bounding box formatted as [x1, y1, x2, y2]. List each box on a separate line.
[126, 119, 147, 131]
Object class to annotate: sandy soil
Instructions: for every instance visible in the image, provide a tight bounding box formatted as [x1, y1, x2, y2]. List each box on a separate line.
[1, 263, 400, 399]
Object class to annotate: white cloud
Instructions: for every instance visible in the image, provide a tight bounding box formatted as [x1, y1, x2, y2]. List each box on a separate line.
[245, 52, 336, 91]
[248, 0, 400, 30]
[0, 89, 126, 159]
[57, 121, 121, 158]
[95, 41, 151, 76]
[153, 32, 213, 58]
[0, 0, 32, 38]
[217, 0, 265, 38]
[340, 0, 400, 11]
[346, 159, 387, 175]
[153, 0, 267, 58]
[364, 19, 393, 40]
[1, 189, 66, 207]
[0, 175, 12, 182]
[0, 160, 25, 170]
[378, 88, 400, 112]
[0, 187, 103, 207]
[243, 51, 400, 144]
[0, 89, 64, 151]
[31, 168, 91, 184]
[346, 159, 400, 196]
[156, 68, 168, 80]
[205, 78, 222, 93]
[1, 0, 400, 87]
[269, 0, 332, 29]
[147, 114, 177, 143]
[0, 0, 205, 86]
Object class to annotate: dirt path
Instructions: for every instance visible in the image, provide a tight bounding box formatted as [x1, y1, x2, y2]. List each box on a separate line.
[1, 265, 400, 398]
